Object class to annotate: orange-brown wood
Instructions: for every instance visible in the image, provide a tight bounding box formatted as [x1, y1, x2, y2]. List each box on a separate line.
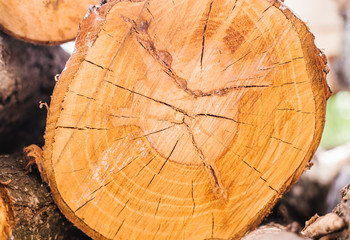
[31, 0, 330, 239]
[0, 0, 99, 44]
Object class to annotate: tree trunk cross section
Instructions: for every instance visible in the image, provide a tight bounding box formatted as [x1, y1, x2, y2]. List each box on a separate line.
[27, 0, 330, 239]
[0, 0, 99, 44]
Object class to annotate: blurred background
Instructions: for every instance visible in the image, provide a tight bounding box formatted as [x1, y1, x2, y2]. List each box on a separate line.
[265, 0, 350, 227]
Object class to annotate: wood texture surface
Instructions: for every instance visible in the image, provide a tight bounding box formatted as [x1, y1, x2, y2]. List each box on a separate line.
[34, 0, 330, 239]
[0, 0, 99, 44]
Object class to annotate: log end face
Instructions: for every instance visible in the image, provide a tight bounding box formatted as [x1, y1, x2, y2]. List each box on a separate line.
[42, 0, 332, 239]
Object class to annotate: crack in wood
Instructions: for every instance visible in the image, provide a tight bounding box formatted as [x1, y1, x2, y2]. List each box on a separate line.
[88, 180, 113, 199]
[117, 199, 130, 217]
[74, 197, 95, 213]
[154, 198, 161, 216]
[196, 113, 256, 126]
[105, 80, 191, 117]
[277, 108, 313, 114]
[126, 16, 272, 99]
[183, 120, 227, 199]
[56, 126, 109, 131]
[200, 0, 214, 71]
[211, 213, 215, 238]
[231, 0, 238, 12]
[271, 136, 304, 152]
[132, 125, 175, 140]
[222, 52, 250, 72]
[113, 219, 125, 238]
[146, 140, 179, 189]
[272, 80, 307, 88]
[105, 79, 255, 197]
[241, 159, 278, 193]
[107, 114, 138, 118]
[70, 91, 97, 101]
[116, 156, 139, 174]
[84, 59, 113, 72]
[191, 180, 195, 215]
[135, 155, 157, 177]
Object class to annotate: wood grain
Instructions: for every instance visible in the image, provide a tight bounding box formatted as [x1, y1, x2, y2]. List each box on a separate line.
[34, 0, 330, 239]
[0, 0, 99, 44]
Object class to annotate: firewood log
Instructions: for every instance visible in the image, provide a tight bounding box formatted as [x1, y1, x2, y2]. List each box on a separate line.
[0, 0, 99, 44]
[25, 0, 330, 239]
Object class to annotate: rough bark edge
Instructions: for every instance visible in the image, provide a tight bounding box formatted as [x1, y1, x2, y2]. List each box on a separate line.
[230, 0, 331, 238]
[41, 0, 331, 239]
[42, 1, 118, 239]
[271, 0, 330, 200]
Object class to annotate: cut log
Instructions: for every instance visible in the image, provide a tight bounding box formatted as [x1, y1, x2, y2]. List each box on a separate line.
[27, 0, 330, 239]
[0, 0, 99, 45]
[0, 32, 69, 153]
[0, 154, 89, 239]
[242, 224, 304, 240]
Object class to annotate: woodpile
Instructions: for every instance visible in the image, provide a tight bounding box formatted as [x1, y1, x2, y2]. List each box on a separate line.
[1, 0, 348, 239]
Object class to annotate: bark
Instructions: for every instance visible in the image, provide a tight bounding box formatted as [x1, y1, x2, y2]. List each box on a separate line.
[242, 224, 305, 240]
[0, 32, 69, 153]
[0, 154, 90, 240]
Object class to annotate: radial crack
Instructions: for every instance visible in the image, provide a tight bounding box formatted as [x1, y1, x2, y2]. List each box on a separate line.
[113, 219, 125, 238]
[191, 180, 196, 215]
[105, 80, 191, 117]
[183, 120, 227, 199]
[117, 200, 130, 216]
[135, 155, 157, 177]
[146, 140, 179, 188]
[127, 16, 271, 99]
[133, 125, 175, 140]
[241, 158, 278, 193]
[154, 198, 161, 216]
[200, 0, 214, 71]
[75, 197, 95, 213]
[56, 126, 109, 131]
[195, 113, 256, 126]
[211, 213, 215, 238]
[70, 91, 97, 101]
[84, 59, 113, 72]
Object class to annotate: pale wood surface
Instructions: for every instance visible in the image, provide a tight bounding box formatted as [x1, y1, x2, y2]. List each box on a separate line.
[32, 0, 329, 239]
[0, 0, 99, 44]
